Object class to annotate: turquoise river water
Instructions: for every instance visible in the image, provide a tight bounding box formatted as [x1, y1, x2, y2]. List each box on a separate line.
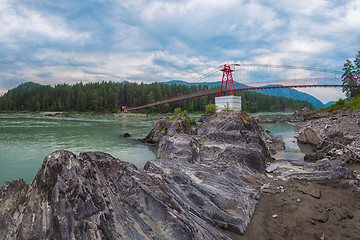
[0, 113, 308, 186]
[0, 113, 159, 185]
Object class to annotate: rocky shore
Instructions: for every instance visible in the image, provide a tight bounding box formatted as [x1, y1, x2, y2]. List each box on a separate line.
[247, 107, 360, 240]
[1, 110, 359, 239]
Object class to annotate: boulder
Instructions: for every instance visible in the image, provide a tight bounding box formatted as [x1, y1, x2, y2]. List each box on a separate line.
[143, 114, 198, 145]
[267, 137, 286, 155]
[297, 127, 319, 146]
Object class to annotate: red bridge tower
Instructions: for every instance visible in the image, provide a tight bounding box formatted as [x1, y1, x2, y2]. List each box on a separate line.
[219, 64, 237, 96]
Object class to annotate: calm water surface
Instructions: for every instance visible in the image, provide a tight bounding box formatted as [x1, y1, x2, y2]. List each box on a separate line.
[0, 113, 159, 185]
[252, 112, 313, 161]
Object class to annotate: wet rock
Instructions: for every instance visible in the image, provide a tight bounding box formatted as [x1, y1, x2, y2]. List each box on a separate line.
[122, 132, 131, 137]
[45, 112, 72, 117]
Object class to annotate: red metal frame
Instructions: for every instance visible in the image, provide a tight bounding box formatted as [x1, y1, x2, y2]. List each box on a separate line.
[219, 64, 237, 96]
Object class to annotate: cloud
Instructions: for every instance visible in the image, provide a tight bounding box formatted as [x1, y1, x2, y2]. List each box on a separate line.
[296, 87, 345, 104]
[0, 89, 7, 96]
[0, 1, 90, 43]
[1, 0, 359, 104]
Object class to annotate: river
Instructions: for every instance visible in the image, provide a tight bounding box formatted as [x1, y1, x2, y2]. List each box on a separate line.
[0, 112, 309, 186]
[0, 113, 158, 185]
[252, 112, 313, 161]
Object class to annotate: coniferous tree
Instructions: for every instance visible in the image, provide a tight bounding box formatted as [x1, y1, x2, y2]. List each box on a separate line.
[342, 51, 360, 97]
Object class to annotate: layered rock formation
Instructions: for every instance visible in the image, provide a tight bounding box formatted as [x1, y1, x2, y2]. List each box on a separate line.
[0, 111, 271, 239]
[143, 114, 198, 145]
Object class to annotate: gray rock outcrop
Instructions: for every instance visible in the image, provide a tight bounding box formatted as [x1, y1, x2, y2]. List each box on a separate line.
[268, 159, 353, 181]
[0, 151, 237, 239]
[143, 114, 198, 145]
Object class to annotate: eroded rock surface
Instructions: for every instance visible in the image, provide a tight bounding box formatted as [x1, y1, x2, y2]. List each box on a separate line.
[267, 159, 353, 181]
[0, 151, 240, 239]
[143, 114, 198, 145]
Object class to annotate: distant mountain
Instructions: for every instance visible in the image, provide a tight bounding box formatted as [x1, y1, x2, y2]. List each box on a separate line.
[252, 85, 326, 109]
[10, 82, 42, 91]
[324, 101, 336, 107]
[164, 80, 326, 109]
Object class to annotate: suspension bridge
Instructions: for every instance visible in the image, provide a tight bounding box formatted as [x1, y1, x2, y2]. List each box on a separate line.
[127, 63, 359, 111]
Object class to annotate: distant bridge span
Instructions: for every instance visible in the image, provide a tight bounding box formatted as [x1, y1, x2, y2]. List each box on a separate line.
[127, 84, 359, 111]
[127, 63, 359, 111]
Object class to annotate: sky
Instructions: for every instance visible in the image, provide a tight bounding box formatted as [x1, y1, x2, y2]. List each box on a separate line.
[1, 0, 360, 103]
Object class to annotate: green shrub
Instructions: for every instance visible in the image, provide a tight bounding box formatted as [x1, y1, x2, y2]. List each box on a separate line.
[205, 104, 217, 115]
[223, 103, 230, 111]
[174, 108, 182, 115]
[171, 108, 189, 119]
[336, 98, 345, 106]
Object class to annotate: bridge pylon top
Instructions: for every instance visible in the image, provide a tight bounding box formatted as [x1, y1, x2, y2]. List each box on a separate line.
[219, 64, 237, 96]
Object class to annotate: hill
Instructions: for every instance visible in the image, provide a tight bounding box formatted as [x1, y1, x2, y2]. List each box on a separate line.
[10, 82, 42, 91]
[165, 80, 326, 109]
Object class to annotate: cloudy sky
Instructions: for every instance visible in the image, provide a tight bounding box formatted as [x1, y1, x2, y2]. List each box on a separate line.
[1, 0, 360, 102]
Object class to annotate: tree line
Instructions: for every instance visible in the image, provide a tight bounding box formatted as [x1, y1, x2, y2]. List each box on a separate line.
[342, 50, 360, 97]
[0, 81, 315, 113]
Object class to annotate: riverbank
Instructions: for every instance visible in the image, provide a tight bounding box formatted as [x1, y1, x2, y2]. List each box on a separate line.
[242, 107, 360, 240]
